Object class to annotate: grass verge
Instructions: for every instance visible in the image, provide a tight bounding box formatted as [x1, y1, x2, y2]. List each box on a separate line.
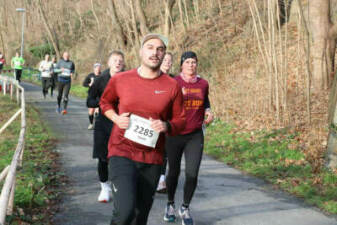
[0, 95, 64, 225]
[69, 83, 87, 99]
[205, 119, 337, 214]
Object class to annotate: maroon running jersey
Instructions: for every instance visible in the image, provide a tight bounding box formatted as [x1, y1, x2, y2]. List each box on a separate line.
[174, 75, 209, 135]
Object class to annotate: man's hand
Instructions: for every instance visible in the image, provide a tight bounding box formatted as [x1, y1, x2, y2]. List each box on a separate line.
[204, 110, 214, 125]
[150, 118, 167, 133]
[89, 78, 94, 87]
[114, 112, 130, 129]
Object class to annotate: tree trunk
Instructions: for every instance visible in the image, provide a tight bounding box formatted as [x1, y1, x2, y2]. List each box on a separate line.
[278, 0, 293, 26]
[37, 0, 60, 59]
[193, 0, 200, 22]
[318, 0, 337, 168]
[130, 0, 140, 50]
[178, 0, 186, 32]
[328, 24, 337, 84]
[183, 0, 190, 27]
[107, 0, 127, 49]
[135, 0, 149, 36]
[309, 0, 331, 91]
[164, 0, 176, 37]
[91, 0, 101, 33]
[0, 0, 6, 57]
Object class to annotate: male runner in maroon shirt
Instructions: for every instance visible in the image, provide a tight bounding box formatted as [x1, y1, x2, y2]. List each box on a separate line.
[100, 34, 186, 225]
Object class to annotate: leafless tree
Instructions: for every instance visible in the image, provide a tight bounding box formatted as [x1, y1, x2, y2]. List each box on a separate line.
[37, 0, 61, 59]
[164, 0, 176, 37]
[135, 0, 149, 36]
[107, 0, 127, 49]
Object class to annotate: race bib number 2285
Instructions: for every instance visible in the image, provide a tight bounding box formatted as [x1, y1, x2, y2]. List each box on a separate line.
[124, 114, 159, 148]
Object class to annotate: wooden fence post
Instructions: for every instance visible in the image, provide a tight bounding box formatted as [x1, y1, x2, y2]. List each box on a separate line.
[16, 87, 19, 104]
[6, 179, 15, 216]
[2, 80, 5, 95]
[10, 84, 13, 99]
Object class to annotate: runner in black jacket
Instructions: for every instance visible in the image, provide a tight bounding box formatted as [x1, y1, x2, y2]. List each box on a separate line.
[83, 63, 101, 130]
[87, 51, 125, 203]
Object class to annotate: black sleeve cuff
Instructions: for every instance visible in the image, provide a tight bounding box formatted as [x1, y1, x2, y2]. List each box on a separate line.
[166, 121, 172, 133]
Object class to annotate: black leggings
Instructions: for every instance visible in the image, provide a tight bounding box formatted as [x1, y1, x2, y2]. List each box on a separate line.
[109, 156, 161, 225]
[98, 158, 108, 182]
[41, 77, 52, 96]
[15, 69, 22, 82]
[57, 82, 71, 109]
[166, 129, 204, 206]
[161, 149, 167, 175]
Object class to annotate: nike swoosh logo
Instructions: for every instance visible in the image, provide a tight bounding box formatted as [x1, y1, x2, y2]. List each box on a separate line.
[112, 184, 118, 192]
[154, 90, 166, 94]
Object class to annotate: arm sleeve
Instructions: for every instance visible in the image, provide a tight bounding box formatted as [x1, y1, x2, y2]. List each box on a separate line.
[87, 79, 100, 108]
[167, 83, 186, 136]
[38, 62, 43, 72]
[204, 84, 211, 109]
[82, 74, 91, 87]
[71, 62, 75, 73]
[99, 76, 118, 114]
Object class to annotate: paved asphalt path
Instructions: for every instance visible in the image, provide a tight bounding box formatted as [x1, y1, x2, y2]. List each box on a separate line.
[22, 82, 337, 225]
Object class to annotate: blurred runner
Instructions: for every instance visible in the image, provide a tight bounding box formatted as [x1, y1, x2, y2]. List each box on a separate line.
[55, 52, 75, 115]
[11, 52, 25, 82]
[83, 63, 101, 130]
[39, 54, 54, 98]
[87, 51, 125, 202]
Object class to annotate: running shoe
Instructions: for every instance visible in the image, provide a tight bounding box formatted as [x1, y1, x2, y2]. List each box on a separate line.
[164, 203, 176, 222]
[56, 107, 61, 114]
[98, 182, 112, 203]
[156, 180, 167, 193]
[88, 124, 94, 130]
[61, 109, 67, 115]
[179, 206, 194, 225]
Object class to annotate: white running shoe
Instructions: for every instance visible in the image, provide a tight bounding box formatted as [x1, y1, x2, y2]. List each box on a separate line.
[157, 175, 167, 193]
[88, 124, 94, 130]
[179, 206, 194, 225]
[164, 203, 176, 222]
[98, 182, 112, 203]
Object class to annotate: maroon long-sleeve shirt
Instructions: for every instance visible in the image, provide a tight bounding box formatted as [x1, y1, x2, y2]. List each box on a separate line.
[174, 75, 209, 134]
[100, 68, 186, 164]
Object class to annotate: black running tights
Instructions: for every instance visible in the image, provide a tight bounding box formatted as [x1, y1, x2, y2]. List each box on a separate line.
[57, 82, 71, 109]
[98, 158, 108, 182]
[109, 156, 161, 225]
[166, 129, 204, 207]
[15, 69, 22, 82]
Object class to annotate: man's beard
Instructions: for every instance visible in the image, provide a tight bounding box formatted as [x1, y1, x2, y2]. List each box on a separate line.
[142, 58, 163, 71]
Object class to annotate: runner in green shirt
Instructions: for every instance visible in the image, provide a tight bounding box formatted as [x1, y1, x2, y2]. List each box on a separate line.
[11, 52, 25, 82]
